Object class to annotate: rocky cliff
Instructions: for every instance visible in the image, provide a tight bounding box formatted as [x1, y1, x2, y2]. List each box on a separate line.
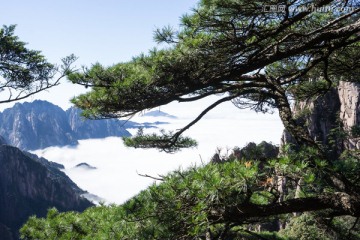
[0, 144, 93, 239]
[0, 100, 132, 150]
[66, 107, 131, 139]
[281, 81, 360, 155]
[338, 81, 360, 150]
[0, 101, 78, 150]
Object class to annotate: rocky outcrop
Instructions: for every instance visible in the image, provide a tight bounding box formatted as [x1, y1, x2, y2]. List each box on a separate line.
[0, 100, 132, 150]
[281, 81, 360, 155]
[66, 107, 131, 140]
[338, 81, 360, 150]
[74, 162, 97, 170]
[211, 141, 279, 163]
[233, 141, 279, 161]
[0, 145, 93, 239]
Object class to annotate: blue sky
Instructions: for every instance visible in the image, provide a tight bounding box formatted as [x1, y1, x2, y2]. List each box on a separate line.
[1, 0, 197, 64]
[0, 0, 197, 109]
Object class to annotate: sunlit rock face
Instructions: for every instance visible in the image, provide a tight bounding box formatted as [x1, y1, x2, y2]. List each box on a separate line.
[66, 106, 131, 140]
[281, 81, 360, 156]
[0, 145, 93, 240]
[0, 100, 131, 150]
[0, 100, 77, 150]
[338, 81, 360, 150]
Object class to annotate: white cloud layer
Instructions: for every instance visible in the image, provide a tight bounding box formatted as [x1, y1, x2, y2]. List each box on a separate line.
[32, 98, 284, 204]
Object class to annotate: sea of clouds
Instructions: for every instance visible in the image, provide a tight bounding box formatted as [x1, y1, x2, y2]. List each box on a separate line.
[32, 96, 284, 204]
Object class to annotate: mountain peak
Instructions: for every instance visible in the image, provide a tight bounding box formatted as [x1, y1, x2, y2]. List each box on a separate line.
[0, 101, 131, 150]
[143, 110, 177, 119]
[11, 100, 62, 111]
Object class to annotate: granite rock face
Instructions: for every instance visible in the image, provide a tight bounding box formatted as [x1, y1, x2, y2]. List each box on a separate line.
[66, 107, 131, 140]
[338, 81, 360, 150]
[0, 101, 77, 150]
[0, 145, 93, 239]
[281, 81, 360, 155]
[0, 100, 132, 150]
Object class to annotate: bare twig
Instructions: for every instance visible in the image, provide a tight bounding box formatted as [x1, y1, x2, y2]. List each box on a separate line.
[137, 171, 164, 181]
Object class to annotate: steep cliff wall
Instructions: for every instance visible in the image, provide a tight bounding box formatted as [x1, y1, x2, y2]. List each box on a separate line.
[281, 81, 360, 155]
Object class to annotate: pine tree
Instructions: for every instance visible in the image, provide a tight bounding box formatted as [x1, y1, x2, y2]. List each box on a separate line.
[0, 25, 76, 104]
[66, 0, 360, 234]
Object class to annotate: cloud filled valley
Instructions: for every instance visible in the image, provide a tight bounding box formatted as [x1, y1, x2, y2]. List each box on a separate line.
[32, 106, 284, 204]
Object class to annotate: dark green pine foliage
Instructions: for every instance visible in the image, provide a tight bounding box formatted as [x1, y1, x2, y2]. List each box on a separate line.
[0, 25, 76, 104]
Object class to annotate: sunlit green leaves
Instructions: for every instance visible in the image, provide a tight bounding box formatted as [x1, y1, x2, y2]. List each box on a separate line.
[303, 172, 316, 184]
[250, 191, 274, 205]
[153, 25, 177, 44]
[122, 128, 197, 153]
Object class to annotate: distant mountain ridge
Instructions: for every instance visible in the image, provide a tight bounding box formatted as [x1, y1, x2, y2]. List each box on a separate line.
[0, 100, 134, 150]
[0, 143, 93, 239]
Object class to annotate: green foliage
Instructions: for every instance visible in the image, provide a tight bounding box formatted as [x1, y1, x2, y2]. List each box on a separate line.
[21, 145, 357, 239]
[351, 125, 360, 138]
[330, 216, 360, 239]
[0, 25, 54, 86]
[279, 213, 333, 240]
[122, 128, 197, 153]
[0, 25, 76, 103]
[280, 213, 360, 240]
[334, 150, 360, 184]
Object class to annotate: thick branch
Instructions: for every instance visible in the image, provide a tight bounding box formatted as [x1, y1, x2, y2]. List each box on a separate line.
[171, 94, 239, 143]
[210, 192, 360, 224]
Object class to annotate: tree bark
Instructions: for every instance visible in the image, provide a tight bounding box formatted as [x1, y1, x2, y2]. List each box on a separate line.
[209, 192, 360, 224]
